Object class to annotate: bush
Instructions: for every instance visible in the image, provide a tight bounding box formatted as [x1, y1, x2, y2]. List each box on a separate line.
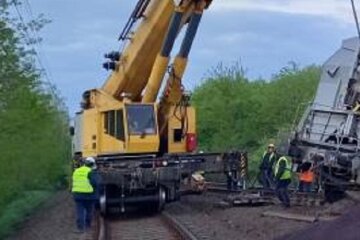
[0, 1, 70, 219]
[192, 63, 320, 172]
[0, 191, 53, 239]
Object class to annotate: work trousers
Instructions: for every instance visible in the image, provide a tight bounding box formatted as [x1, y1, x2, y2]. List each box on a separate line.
[74, 199, 95, 231]
[227, 170, 238, 190]
[260, 169, 274, 189]
[299, 181, 312, 193]
[276, 179, 291, 207]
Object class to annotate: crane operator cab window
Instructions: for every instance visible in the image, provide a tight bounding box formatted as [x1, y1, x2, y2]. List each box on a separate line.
[104, 110, 125, 141]
[126, 104, 157, 136]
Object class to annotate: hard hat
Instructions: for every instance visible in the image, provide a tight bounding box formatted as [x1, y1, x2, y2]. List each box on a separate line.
[84, 157, 96, 168]
[85, 157, 95, 164]
[268, 143, 275, 148]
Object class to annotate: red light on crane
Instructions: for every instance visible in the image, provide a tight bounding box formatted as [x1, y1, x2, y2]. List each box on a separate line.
[186, 133, 197, 152]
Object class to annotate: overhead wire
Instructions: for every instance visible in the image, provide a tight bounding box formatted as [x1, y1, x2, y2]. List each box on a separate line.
[10, 0, 65, 109]
[23, 0, 53, 80]
[22, 0, 58, 99]
[19, 0, 54, 85]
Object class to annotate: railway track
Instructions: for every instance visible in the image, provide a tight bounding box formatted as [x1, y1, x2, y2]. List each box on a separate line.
[205, 183, 325, 207]
[90, 211, 198, 240]
[79, 182, 326, 240]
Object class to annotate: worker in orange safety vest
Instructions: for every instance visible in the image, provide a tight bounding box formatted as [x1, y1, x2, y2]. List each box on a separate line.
[298, 161, 314, 193]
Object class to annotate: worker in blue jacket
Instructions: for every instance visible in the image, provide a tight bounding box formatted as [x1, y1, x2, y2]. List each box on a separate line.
[259, 143, 277, 189]
[72, 157, 100, 233]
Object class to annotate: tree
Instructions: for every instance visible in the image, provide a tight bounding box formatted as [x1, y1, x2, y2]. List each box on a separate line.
[192, 63, 320, 174]
[0, 1, 70, 214]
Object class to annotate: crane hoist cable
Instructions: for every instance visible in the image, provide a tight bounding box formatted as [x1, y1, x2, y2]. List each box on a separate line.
[166, 65, 190, 138]
[10, 0, 60, 105]
[118, 0, 151, 41]
[173, 97, 189, 138]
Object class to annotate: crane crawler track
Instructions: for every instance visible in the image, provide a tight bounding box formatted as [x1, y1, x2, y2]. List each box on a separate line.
[91, 212, 199, 240]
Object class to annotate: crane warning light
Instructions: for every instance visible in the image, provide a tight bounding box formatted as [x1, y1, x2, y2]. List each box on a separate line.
[186, 133, 197, 152]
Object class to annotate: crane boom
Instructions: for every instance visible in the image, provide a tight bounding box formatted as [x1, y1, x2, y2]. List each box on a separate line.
[142, 1, 208, 103]
[101, 0, 174, 100]
[101, 0, 209, 102]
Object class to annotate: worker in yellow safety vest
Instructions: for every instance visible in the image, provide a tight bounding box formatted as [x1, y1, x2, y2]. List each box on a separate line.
[72, 157, 99, 233]
[274, 155, 292, 208]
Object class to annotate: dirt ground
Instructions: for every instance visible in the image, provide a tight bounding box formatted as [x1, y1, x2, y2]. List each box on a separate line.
[169, 193, 359, 240]
[280, 202, 360, 240]
[7, 191, 79, 240]
[166, 194, 310, 240]
[6, 191, 360, 240]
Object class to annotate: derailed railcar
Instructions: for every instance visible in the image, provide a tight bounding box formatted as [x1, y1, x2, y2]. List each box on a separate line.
[288, 38, 360, 200]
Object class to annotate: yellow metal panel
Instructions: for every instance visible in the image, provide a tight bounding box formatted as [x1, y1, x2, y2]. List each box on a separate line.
[142, 55, 169, 103]
[126, 135, 160, 153]
[98, 111, 126, 155]
[99, 135, 125, 154]
[102, 0, 175, 100]
[168, 106, 196, 153]
[87, 89, 122, 110]
[187, 106, 196, 133]
[82, 109, 99, 157]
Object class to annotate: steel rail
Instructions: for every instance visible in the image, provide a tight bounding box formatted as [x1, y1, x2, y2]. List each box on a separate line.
[93, 212, 199, 240]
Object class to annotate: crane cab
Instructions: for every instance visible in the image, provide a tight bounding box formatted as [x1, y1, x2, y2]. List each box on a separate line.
[73, 90, 160, 158]
[72, 89, 197, 160]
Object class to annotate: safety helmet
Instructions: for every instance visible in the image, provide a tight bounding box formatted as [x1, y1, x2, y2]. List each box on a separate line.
[268, 143, 275, 148]
[84, 157, 96, 168]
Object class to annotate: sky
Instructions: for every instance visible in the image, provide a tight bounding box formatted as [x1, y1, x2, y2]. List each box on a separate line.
[19, 0, 359, 114]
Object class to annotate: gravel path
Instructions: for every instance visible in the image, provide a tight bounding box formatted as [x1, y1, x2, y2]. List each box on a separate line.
[166, 194, 311, 240]
[107, 215, 181, 240]
[7, 191, 79, 240]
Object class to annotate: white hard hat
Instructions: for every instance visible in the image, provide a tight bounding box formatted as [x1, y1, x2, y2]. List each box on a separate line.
[85, 157, 95, 164]
[84, 157, 96, 167]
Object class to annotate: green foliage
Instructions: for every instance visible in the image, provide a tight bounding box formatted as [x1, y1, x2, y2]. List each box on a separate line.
[0, 191, 53, 239]
[192, 62, 320, 173]
[0, 0, 70, 222]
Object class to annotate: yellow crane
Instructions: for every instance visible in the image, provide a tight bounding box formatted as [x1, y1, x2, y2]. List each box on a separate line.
[72, 0, 241, 214]
[75, 0, 210, 157]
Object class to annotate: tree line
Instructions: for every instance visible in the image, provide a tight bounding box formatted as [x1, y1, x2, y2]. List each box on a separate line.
[0, 1, 70, 215]
[192, 63, 321, 173]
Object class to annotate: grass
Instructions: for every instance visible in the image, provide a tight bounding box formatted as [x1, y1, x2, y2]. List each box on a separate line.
[0, 190, 54, 239]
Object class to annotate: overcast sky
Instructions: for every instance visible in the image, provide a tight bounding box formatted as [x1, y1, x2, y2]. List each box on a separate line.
[22, 0, 358, 114]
